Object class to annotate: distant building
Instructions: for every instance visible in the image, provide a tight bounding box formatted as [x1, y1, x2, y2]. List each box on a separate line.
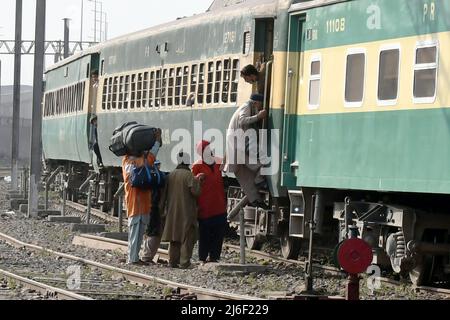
[0, 85, 33, 165]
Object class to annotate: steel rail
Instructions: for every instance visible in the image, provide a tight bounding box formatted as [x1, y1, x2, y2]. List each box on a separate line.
[223, 244, 450, 296]
[0, 232, 259, 300]
[66, 200, 121, 224]
[0, 268, 92, 300]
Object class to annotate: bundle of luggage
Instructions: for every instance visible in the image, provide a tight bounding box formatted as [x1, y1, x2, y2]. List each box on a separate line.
[109, 121, 160, 157]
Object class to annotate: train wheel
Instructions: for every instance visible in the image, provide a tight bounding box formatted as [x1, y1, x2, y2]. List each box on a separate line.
[246, 235, 263, 251]
[280, 224, 301, 260]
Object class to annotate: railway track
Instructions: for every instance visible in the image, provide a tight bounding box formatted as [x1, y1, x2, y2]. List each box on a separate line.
[71, 233, 450, 298]
[0, 268, 92, 300]
[63, 200, 450, 298]
[0, 168, 11, 179]
[0, 231, 259, 300]
[66, 200, 122, 224]
[223, 244, 450, 296]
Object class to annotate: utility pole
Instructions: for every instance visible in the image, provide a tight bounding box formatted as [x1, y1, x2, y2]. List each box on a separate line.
[90, 0, 98, 42]
[11, 0, 23, 191]
[28, 0, 46, 218]
[80, 0, 84, 44]
[99, 2, 103, 42]
[63, 18, 70, 58]
[103, 12, 108, 41]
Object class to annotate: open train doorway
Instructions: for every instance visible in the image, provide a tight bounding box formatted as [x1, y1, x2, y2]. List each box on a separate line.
[254, 18, 274, 110]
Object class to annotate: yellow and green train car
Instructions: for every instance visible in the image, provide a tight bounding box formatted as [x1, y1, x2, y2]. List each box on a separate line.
[283, 0, 450, 285]
[42, 0, 450, 285]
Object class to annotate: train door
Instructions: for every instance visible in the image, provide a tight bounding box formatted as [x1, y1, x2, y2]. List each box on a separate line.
[88, 53, 100, 114]
[280, 13, 307, 259]
[254, 18, 274, 114]
[283, 14, 306, 185]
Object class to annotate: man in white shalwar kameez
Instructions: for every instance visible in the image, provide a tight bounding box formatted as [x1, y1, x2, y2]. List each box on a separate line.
[223, 93, 269, 207]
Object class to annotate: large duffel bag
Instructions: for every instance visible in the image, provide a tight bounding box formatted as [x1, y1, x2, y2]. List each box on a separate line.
[124, 125, 157, 156]
[109, 122, 157, 157]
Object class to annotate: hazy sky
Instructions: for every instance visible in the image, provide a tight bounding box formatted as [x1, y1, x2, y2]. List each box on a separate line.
[0, 0, 213, 86]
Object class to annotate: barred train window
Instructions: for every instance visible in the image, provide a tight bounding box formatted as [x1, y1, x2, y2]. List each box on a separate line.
[161, 69, 168, 107]
[175, 67, 182, 106]
[118, 76, 124, 109]
[107, 78, 113, 110]
[149, 72, 154, 108]
[182, 66, 189, 105]
[308, 56, 321, 109]
[124, 75, 130, 109]
[214, 61, 222, 104]
[112, 77, 118, 109]
[168, 69, 175, 107]
[243, 31, 251, 55]
[231, 59, 239, 103]
[345, 50, 365, 106]
[198, 64, 205, 105]
[222, 59, 231, 103]
[378, 48, 400, 103]
[137, 73, 143, 109]
[143, 72, 149, 108]
[102, 78, 108, 110]
[206, 62, 214, 104]
[191, 64, 198, 105]
[414, 43, 438, 103]
[155, 70, 161, 108]
[130, 74, 136, 109]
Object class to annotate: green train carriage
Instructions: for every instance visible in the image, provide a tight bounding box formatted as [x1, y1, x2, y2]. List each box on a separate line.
[282, 0, 450, 285]
[43, 0, 294, 245]
[41, 0, 450, 286]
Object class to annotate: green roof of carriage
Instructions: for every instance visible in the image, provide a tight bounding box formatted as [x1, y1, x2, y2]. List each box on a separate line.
[100, 10, 290, 75]
[290, 0, 450, 52]
[45, 55, 91, 91]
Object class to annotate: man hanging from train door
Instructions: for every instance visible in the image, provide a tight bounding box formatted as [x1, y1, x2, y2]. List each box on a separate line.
[223, 93, 269, 209]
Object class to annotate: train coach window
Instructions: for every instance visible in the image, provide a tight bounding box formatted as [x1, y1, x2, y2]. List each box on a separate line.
[161, 69, 168, 107]
[378, 47, 400, 105]
[182, 66, 189, 106]
[149, 71, 155, 108]
[107, 77, 113, 110]
[155, 70, 161, 108]
[137, 73, 143, 109]
[231, 59, 239, 103]
[130, 74, 136, 109]
[175, 67, 182, 106]
[113, 77, 119, 110]
[118, 76, 124, 109]
[207, 62, 214, 104]
[243, 31, 251, 55]
[308, 55, 321, 109]
[214, 61, 223, 104]
[414, 43, 438, 103]
[190, 64, 198, 105]
[124, 75, 130, 109]
[142, 72, 149, 108]
[168, 68, 175, 107]
[102, 78, 108, 110]
[197, 63, 205, 105]
[222, 59, 231, 103]
[345, 50, 366, 107]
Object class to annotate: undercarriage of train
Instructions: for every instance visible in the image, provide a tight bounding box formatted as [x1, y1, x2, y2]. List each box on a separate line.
[227, 185, 450, 286]
[45, 160, 450, 286]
